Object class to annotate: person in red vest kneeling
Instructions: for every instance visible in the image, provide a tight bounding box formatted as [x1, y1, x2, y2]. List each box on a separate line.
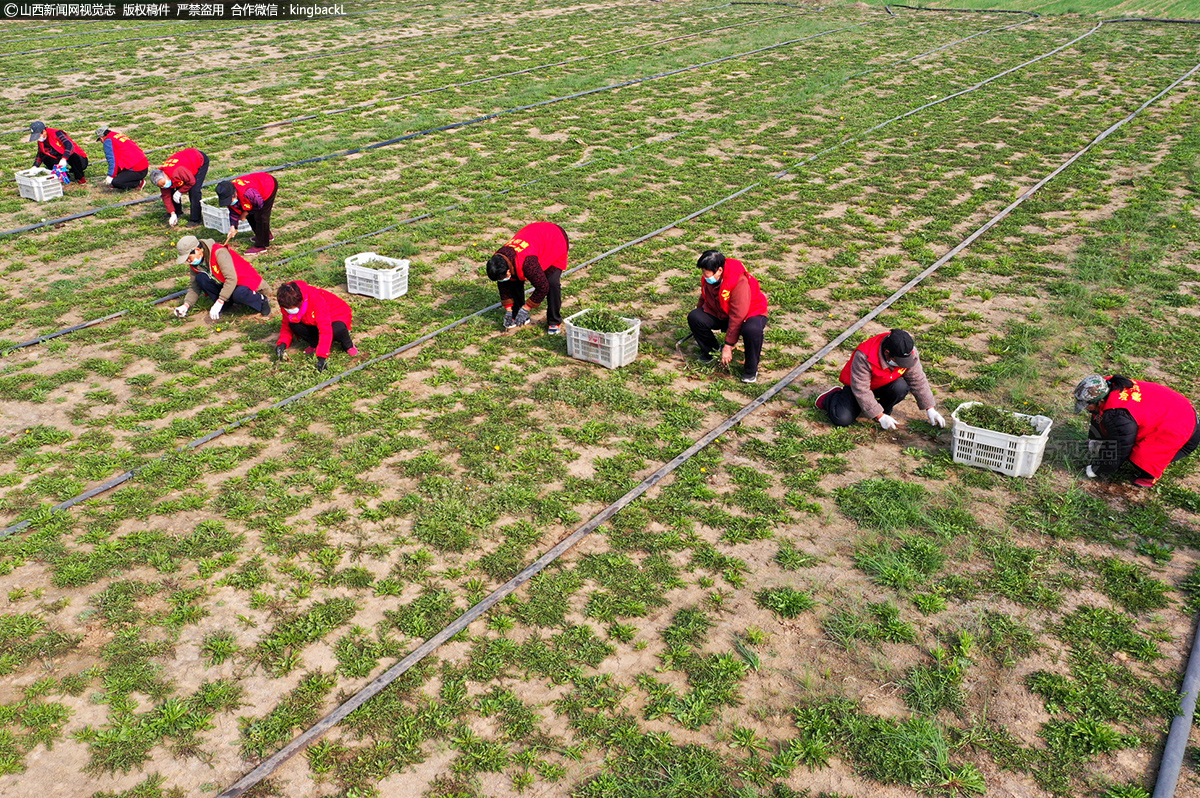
[29, 121, 88, 183]
[1074, 374, 1200, 487]
[687, 249, 769, 384]
[172, 235, 272, 321]
[816, 328, 946, 430]
[94, 125, 148, 190]
[215, 173, 277, 254]
[275, 281, 357, 373]
[485, 222, 569, 334]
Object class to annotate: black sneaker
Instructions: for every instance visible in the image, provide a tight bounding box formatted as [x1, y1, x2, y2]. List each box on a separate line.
[741, 372, 758, 384]
[258, 291, 272, 317]
[697, 349, 715, 364]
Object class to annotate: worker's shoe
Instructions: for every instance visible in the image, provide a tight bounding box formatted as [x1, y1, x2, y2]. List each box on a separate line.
[137, 179, 145, 190]
[257, 292, 272, 317]
[346, 346, 359, 357]
[245, 246, 267, 255]
[697, 349, 715, 364]
[304, 346, 316, 355]
[1133, 477, 1158, 488]
[184, 221, 202, 229]
[76, 176, 87, 184]
[547, 324, 562, 335]
[815, 387, 840, 411]
[741, 372, 758, 384]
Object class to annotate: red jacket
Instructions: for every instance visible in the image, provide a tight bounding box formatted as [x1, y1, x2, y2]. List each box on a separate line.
[194, 243, 262, 292]
[840, 332, 905, 390]
[697, 258, 768, 346]
[505, 222, 569, 279]
[101, 131, 148, 176]
[37, 128, 86, 163]
[228, 172, 276, 219]
[160, 148, 205, 213]
[277, 280, 353, 359]
[1099, 378, 1196, 479]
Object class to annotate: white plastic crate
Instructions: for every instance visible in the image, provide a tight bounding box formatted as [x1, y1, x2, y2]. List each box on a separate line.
[15, 167, 63, 202]
[951, 401, 1053, 478]
[345, 252, 410, 300]
[200, 199, 252, 233]
[564, 309, 640, 370]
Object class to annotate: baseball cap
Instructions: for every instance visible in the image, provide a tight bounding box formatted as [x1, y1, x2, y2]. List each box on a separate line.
[175, 235, 201, 264]
[1073, 375, 1109, 413]
[28, 121, 45, 142]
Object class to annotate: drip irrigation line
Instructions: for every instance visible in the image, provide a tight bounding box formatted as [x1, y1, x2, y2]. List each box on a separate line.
[885, 4, 1038, 18]
[215, 53, 1200, 798]
[1, 135, 678, 354]
[0, 7, 1044, 351]
[1155, 613, 1200, 798]
[0, 20, 873, 238]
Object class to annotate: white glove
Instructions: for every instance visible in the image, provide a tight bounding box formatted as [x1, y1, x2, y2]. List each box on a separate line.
[877, 414, 897, 431]
[57, 158, 67, 167]
[168, 212, 178, 226]
[104, 176, 113, 186]
[172, 190, 182, 204]
[1085, 465, 1097, 479]
[926, 408, 946, 428]
[209, 300, 224, 321]
[173, 303, 189, 318]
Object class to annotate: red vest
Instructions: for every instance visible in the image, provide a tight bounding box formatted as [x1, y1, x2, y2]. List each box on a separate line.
[1100, 378, 1197, 479]
[504, 222, 569, 280]
[38, 128, 86, 161]
[194, 244, 262, 292]
[163, 148, 204, 181]
[230, 172, 276, 212]
[840, 332, 907, 389]
[715, 258, 768, 318]
[103, 132, 148, 173]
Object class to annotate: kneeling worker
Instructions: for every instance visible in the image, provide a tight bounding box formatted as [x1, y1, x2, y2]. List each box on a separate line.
[1075, 374, 1200, 487]
[275, 281, 357, 372]
[173, 235, 271, 320]
[816, 328, 946, 429]
[29, 121, 88, 183]
[95, 125, 148, 190]
[687, 249, 768, 383]
[485, 221, 569, 334]
[215, 172, 277, 254]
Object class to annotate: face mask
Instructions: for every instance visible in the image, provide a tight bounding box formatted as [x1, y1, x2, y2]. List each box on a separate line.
[885, 359, 900, 368]
[161, 178, 172, 188]
[189, 256, 203, 266]
[704, 274, 721, 285]
[283, 308, 300, 316]
[39, 134, 47, 143]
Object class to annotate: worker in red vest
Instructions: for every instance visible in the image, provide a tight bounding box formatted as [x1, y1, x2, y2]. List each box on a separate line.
[1075, 374, 1200, 487]
[29, 121, 88, 183]
[148, 148, 209, 227]
[275, 281, 357, 372]
[816, 328, 946, 430]
[215, 173, 278, 254]
[172, 235, 271, 320]
[687, 249, 769, 384]
[94, 125, 148, 191]
[485, 222, 569, 334]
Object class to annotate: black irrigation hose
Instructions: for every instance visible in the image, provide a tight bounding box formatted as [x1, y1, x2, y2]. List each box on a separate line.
[215, 51, 1200, 798]
[0, 20, 873, 238]
[0, 135, 677, 354]
[885, 4, 1038, 18]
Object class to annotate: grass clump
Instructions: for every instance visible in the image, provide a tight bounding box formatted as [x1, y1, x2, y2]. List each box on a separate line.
[956, 403, 1037, 436]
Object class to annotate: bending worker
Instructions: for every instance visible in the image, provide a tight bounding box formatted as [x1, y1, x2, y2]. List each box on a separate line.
[687, 249, 768, 384]
[172, 235, 271, 320]
[275, 281, 357, 372]
[95, 125, 148, 190]
[1075, 374, 1200, 487]
[149, 147, 209, 227]
[816, 328, 946, 429]
[215, 172, 277, 254]
[485, 221, 569, 334]
[29, 121, 88, 183]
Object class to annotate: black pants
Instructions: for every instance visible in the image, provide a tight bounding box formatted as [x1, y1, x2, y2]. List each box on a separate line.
[112, 167, 148, 190]
[823, 379, 910, 427]
[498, 267, 563, 326]
[186, 153, 210, 223]
[194, 273, 268, 313]
[687, 309, 767, 377]
[288, 321, 354, 353]
[247, 182, 277, 248]
[37, 152, 88, 181]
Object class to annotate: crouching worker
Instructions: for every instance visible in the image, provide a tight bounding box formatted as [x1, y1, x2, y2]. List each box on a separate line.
[485, 221, 569, 334]
[816, 328, 946, 430]
[30, 121, 88, 183]
[95, 125, 148, 190]
[687, 249, 768, 384]
[215, 172, 277, 254]
[149, 147, 209, 227]
[275, 281, 357, 372]
[172, 235, 271, 320]
[1075, 374, 1200, 487]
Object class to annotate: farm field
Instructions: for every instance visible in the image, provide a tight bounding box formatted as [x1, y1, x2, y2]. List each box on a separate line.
[1, 1, 1199, 797]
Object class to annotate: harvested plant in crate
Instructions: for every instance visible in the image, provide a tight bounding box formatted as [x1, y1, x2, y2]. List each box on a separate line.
[571, 308, 632, 333]
[956, 403, 1038, 437]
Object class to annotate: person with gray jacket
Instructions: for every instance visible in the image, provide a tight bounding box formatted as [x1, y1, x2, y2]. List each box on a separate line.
[815, 328, 945, 429]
